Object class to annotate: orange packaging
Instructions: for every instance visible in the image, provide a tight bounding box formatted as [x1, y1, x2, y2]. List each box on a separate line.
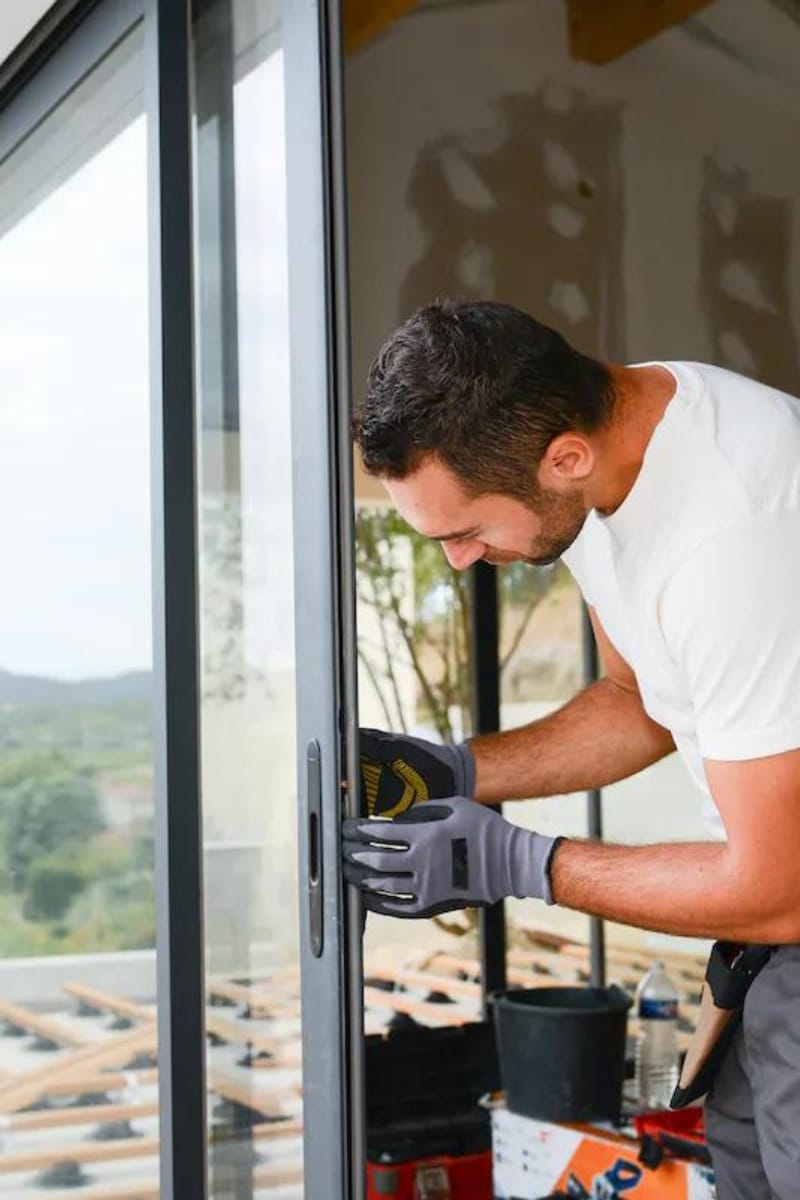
[490, 1104, 716, 1199]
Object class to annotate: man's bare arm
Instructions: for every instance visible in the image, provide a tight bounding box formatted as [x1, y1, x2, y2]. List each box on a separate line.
[470, 607, 674, 804]
[549, 748, 800, 944]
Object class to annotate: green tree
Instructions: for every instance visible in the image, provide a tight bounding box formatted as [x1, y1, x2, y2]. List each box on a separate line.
[355, 505, 561, 740]
[5, 773, 106, 892]
[24, 858, 88, 922]
[356, 506, 471, 739]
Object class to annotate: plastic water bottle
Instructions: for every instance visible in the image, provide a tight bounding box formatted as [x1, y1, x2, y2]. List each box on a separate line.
[634, 960, 680, 1109]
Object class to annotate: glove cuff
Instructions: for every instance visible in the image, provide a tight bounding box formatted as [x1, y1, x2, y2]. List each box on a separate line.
[453, 740, 476, 799]
[540, 835, 564, 906]
[508, 827, 562, 905]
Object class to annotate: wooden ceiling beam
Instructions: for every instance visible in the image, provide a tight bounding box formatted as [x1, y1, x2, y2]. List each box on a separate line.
[343, 0, 420, 54]
[565, 0, 715, 64]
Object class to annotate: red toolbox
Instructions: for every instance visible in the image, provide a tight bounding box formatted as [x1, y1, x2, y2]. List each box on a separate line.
[365, 1019, 500, 1200]
[368, 1150, 492, 1199]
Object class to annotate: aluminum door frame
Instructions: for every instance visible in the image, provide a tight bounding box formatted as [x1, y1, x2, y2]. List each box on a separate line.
[286, 0, 362, 1195]
[0, 0, 360, 1193]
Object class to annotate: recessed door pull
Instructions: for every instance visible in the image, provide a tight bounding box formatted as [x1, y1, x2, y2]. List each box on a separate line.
[307, 739, 323, 957]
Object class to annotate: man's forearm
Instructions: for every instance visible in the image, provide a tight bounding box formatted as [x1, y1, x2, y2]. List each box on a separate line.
[550, 838, 800, 943]
[469, 678, 674, 804]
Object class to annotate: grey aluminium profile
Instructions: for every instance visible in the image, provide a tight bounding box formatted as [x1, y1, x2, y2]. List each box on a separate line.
[0, 0, 142, 164]
[0, 0, 104, 106]
[469, 561, 508, 1012]
[582, 603, 606, 988]
[146, 1, 207, 1198]
[318, 0, 367, 1194]
[285, 0, 354, 1195]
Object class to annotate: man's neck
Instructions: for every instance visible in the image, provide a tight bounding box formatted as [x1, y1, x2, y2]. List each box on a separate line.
[588, 362, 677, 517]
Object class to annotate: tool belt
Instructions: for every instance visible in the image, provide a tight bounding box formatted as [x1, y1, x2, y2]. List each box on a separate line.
[670, 941, 772, 1109]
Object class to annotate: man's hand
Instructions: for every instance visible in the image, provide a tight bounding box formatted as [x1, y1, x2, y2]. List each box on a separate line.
[359, 728, 475, 817]
[342, 796, 561, 918]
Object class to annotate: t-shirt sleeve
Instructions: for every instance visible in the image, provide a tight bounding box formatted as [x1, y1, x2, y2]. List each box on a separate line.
[658, 509, 800, 761]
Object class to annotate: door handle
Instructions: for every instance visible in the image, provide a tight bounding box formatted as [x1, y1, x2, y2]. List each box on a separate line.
[307, 739, 323, 957]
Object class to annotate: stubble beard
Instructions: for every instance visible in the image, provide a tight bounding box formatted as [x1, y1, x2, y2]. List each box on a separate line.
[477, 484, 588, 568]
[524, 485, 587, 565]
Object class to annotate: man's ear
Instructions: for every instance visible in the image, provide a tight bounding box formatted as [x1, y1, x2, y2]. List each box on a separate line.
[538, 433, 594, 488]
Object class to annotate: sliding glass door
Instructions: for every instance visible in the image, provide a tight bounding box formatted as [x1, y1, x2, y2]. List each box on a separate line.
[190, 0, 358, 1197]
[0, 1, 358, 1196]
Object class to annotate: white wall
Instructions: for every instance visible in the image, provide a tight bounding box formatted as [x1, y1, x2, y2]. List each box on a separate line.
[347, 0, 800, 393]
[0, 2, 57, 69]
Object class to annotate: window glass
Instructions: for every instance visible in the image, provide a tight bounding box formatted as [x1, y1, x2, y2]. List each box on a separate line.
[193, 2, 305, 1195]
[356, 499, 484, 1023]
[497, 564, 590, 948]
[0, 26, 160, 1198]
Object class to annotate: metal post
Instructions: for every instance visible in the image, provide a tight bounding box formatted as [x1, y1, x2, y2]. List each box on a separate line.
[581, 604, 606, 988]
[286, 0, 358, 1196]
[469, 561, 507, 1012]
[146, 2, 207, 1196]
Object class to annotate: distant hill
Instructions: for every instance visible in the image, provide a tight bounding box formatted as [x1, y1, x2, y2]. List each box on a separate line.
[0, 669, 152, 709]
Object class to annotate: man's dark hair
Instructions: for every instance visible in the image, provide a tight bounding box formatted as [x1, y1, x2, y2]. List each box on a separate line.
[352, 298, 614, 502]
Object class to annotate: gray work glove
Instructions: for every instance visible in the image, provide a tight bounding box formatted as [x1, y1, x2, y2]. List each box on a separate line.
[359, 728, 475, 818]
[342, 795, 562, 919]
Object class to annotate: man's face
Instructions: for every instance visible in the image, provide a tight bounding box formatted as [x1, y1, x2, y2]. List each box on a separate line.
[382, 457, 587, 571]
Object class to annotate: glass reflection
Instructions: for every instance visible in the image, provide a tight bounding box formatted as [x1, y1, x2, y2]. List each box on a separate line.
[193, 2, 304, 1195]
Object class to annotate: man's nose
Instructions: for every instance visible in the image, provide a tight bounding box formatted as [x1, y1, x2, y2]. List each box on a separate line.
[442, 539, 485, 570]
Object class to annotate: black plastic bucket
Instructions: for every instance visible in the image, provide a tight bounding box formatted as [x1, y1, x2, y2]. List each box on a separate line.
[492, 984, 632, 1123]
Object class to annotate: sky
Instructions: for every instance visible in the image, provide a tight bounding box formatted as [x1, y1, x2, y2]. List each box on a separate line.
[0, 114, 152, 681]
[0, 34, 295, 683]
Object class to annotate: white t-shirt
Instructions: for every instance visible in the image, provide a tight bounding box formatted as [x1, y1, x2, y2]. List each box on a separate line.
[561, 360, 800, 840]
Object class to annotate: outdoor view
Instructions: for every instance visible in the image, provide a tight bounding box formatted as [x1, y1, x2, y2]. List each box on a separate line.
[0, 42, 153, 968]
[354, 483, 711, 1027]
[0, 22, 164, 1199]
[355, 494, 588, 1018]
[0, 673, 154, 958]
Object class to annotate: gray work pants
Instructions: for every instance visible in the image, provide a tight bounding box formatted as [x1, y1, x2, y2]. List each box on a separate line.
[705, 946, 800, 1198]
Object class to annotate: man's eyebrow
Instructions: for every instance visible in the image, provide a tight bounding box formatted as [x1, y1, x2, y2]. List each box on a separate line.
[424, 527, 478, 542]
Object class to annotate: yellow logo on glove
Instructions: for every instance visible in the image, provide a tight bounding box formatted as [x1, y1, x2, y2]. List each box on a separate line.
[363, 756, 431, 817]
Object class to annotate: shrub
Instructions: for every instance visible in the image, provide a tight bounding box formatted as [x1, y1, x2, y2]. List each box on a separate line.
[24, 860, 88, 921]
[5, 774, 105, 891]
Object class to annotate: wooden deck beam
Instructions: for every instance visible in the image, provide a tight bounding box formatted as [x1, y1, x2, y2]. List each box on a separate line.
[565, 0, 714, 64]
[0, 998, 94, 1049]
[0, 1026, 156, 1114]
[343, 0, 420, 54]
[63, 984, 155, 1025]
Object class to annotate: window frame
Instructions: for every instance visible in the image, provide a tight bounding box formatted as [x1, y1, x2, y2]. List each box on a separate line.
[0, 0, 362, 1193]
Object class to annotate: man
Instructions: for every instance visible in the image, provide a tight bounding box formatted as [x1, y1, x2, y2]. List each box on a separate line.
[343, 298, 800, 1199]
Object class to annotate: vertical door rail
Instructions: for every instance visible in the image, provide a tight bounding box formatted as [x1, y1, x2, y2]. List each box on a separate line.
[286, 0, 358, 1196]
[470, 562, 508, 1012]
[319, 0, 368, 1194]
[582, 604, 606, 988]
[146, 1, 208, 1196]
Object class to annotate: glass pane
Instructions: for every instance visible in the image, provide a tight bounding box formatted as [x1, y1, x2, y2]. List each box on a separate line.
[355, 493, 485, 1025]
[0, 27, 159, 1199]
[192, 3, 304, 1196]
[497, 563, 589, 949]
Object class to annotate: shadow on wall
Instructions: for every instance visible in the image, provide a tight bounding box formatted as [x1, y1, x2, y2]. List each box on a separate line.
[398, 83, 626, 360]
[699, 157, 800, 392]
